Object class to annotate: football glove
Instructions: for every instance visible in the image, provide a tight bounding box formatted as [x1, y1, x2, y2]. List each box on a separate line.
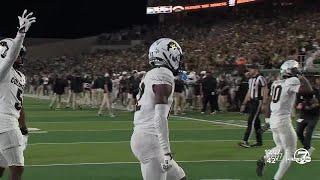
[161, 153, 173, 171]
[18, 9, 36, 33]
[21, 135, 28, 151]
[20, 127, 29, 151]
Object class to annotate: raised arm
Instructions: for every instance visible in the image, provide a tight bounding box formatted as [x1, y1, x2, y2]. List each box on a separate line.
[0, 10, 36, 80]
[297, 75, 313, 94]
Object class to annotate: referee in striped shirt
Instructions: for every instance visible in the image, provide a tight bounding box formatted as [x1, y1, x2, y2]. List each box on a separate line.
[239, 64, 268, 148]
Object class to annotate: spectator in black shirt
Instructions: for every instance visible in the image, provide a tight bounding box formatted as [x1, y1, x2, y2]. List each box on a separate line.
[218, 75, 230, 112]
[36, 74, 44, 98]
[119, 73, 129, 106]
[83, 74, 93, 106]
[132, 73, 141, 103]
[65, 74, 73, 108]
[235, 74, 249, 111]
[174, 76, 186, 115]
[296, 79, 320, 154]
[127, 71, 138, 112]
[71, 73, 84, 110]
[92, 75, 105, 108]
[49, 74, 67, 110]
[98, 73, 115, 117]
[194, 75, 202, 111]
[201, 71, 219, 114]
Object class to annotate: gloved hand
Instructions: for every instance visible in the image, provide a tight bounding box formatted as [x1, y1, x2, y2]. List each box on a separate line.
[18, 9, 36, 33]
[161, 153, 173, 171]
[21, 135, 28, 151]
[20, 127, 29, 151]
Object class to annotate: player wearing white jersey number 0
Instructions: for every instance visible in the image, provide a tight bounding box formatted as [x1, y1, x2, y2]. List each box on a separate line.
[256, 60, 313, 180]
[0, 10, 36, 180]
[130, 38, 186, 180]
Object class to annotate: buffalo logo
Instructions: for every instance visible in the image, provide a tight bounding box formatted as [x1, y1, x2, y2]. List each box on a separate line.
[0, 41, 9, 59]
[167, 41, 178, 51]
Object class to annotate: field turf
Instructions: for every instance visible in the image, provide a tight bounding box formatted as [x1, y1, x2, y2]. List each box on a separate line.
[4, 97, 319, 179]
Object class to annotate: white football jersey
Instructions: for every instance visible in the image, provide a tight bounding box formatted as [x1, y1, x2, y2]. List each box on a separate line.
[269, 77, 300, 128]
[133, 67, 174, 134]
[0, 68, 25, 133]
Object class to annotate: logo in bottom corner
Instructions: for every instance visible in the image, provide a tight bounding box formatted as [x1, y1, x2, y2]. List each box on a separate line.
[293, 148, 311, 165]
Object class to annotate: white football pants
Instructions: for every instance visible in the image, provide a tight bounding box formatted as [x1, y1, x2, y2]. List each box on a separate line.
[265, 121, 297, 180]
[131, 130, 186, 180]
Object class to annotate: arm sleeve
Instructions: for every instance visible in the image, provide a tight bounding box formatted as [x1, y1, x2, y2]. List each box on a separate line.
[0, 33, 25, 80]
[154, 104, 171, 154]
[286, 77, 301, 93]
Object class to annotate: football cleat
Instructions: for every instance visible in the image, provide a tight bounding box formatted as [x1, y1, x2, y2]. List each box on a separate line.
[250, 143, 263, 147]
[238, 141, 250, 148]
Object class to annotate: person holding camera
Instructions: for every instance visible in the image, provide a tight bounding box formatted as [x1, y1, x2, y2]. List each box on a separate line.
[296, 90, 319, 155]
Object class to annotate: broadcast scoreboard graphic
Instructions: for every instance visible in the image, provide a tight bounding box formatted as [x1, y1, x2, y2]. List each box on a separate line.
[147, 0, 257, 14]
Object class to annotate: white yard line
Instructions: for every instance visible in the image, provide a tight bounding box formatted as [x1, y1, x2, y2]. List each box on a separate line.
[41, 128, 239, 132]
[29, 120, 194, 124]
[29, 121, 134, 124]
[30, 139, 316, 146]
[173, 116, 247, 128]
[48, 129, 131, 132]
[25, 159, 320, 167]
[27, 140, 250, 146]
[200, 179, 240, 180]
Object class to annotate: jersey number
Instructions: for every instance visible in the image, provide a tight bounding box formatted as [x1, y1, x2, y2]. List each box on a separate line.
[14, 89, 23, 110]
[135, 83, 145, 111]
[271, 85, 282, 103]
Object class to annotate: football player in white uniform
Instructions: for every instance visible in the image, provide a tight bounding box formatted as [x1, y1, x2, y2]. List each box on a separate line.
[256, 60, 313, 180]
[130, 38, 186, 180]
[0, 10, 36, 180]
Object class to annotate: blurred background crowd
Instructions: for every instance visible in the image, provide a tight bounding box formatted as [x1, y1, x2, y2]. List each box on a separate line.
[22, 2, 320, 115]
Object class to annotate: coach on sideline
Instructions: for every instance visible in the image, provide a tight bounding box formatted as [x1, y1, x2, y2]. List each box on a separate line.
[239, 64, 268, 148]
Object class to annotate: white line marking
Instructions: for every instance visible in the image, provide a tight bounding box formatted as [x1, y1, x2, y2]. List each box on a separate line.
[173, 116, 247, 128]
[42, 128, 239, 132]
[29, 120, 191, 124]
[200, 179, 240, 180]
[29, 139, 313, 146]
[48, 129, 131, 132]
[28, 127, 41, 131]
[25, 159, 320, 167]
[29, 121, 134, 124]
[27, 140, 228, 145]
[29, 141, 131, 145]
[30, 131, 48, 134]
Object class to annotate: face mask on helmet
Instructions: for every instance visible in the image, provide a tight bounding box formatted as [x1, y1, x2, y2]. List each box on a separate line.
[149, 38, 183, 75]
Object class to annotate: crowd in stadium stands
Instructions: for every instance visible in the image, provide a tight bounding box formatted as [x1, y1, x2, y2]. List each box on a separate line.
[24, 4, 320, 115]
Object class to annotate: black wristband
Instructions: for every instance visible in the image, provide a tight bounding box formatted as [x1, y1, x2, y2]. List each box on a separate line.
[20, 127, 28, 135]
[164, 153, 173, 160]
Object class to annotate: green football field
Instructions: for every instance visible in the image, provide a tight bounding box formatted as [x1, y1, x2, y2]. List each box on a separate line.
[4, 97, 319, 180]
